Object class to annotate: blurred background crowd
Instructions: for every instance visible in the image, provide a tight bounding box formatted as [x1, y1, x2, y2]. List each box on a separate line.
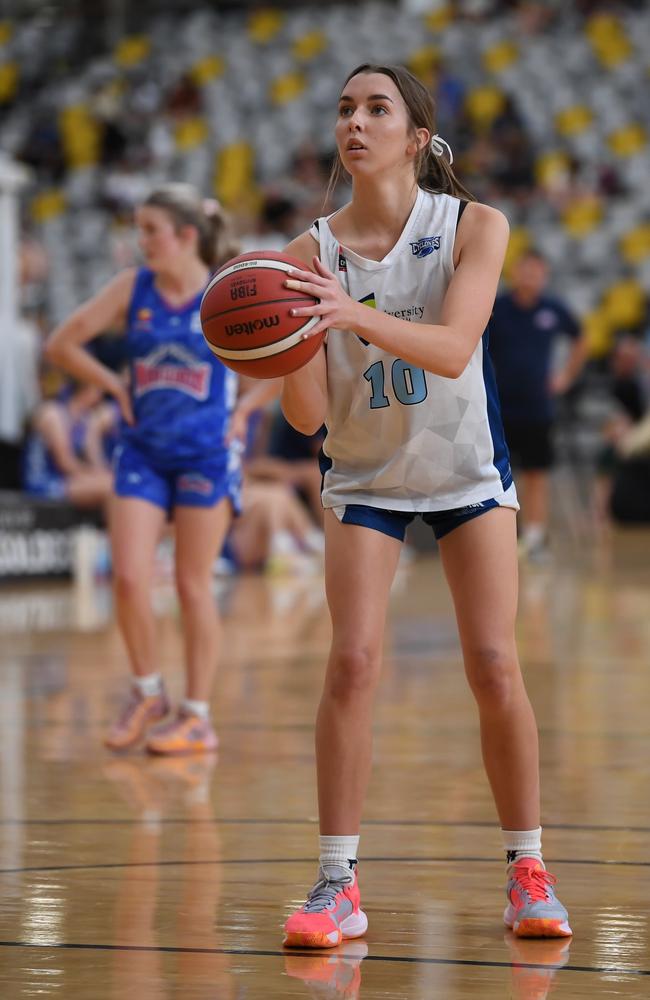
[1, 0, 649, 576]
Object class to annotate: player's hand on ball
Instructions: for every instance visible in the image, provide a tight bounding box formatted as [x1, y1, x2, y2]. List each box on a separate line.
[285, 257, 359, 337]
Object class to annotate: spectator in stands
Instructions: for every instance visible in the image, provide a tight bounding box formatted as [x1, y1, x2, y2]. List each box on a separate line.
[22, 382, 114, 509]
[246, 407, 325, 526]
[489, 249, 587, 559]
[593, 335, 649, 526]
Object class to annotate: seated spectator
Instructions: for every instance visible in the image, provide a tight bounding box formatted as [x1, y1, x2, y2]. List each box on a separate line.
[23, 382, 116, 511]
[246, 406, 325, 526]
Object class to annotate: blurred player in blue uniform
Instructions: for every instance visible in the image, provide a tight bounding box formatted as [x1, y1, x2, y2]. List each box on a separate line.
[47, 183, 253, 754]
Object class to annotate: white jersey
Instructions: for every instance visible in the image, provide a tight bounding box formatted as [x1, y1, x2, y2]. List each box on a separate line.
[310, 188, 516, 513]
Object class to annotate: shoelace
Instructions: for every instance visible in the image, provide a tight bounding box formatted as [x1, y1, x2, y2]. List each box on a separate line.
[116, 693, 145, 727]
[512, 864, 557, 902]
[303, 867, 353, 912]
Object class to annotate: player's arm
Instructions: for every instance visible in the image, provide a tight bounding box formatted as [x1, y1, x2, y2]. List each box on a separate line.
[227, 376, 282, 445]
[285, 204, 510, 380]
[279, 232, 328, 436]
[45, 269, 137, 423]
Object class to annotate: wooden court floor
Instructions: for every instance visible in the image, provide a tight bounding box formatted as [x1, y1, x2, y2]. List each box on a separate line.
[0, 532, 649, 999]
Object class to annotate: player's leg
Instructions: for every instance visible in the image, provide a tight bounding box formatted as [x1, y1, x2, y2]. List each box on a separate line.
[284, 507, 403, 948]
[106, 494, 169, 750]
[146, 495, 231, 755]
[439, 506, 571, 937]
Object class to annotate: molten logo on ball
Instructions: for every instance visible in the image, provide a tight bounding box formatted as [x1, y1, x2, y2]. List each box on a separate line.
[225, 315, 280, 337]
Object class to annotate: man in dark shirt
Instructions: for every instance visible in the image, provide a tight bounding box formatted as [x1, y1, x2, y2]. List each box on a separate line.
[489, 250, 586, 559]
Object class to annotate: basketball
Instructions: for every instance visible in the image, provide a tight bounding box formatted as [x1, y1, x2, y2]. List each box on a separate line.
[200, 251, 324, 378]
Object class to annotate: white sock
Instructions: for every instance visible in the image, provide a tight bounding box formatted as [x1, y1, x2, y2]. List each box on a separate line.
[181, 698, 210, 720]
[132, 673, 163, 697]
[523, 524, 545, 547]
[319, 835, 359, 872]
[502, 826, 544, 867]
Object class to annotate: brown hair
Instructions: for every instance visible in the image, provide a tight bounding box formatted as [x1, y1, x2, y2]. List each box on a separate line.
[326, 63, 475, 206]
[143, 183, 239, 270]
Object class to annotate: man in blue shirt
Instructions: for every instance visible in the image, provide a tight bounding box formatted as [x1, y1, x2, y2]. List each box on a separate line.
[489, 250, 586, 559]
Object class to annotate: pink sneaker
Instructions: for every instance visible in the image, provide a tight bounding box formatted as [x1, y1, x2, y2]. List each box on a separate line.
[284, 863, 368, 949]
[504, 858, 572, 938]
[145, 711, 218, 756]
[104, 688, 170, 751]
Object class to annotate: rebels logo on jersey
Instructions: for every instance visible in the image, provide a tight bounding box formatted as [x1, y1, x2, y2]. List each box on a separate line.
[134, 343, 212, 400]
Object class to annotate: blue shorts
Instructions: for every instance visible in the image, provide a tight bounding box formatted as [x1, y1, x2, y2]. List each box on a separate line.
[331, 497, 513, 542]
[113, 442, 242, 517]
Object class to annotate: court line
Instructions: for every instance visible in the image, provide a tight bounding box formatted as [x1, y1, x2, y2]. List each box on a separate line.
[1, 855, 649, 875]
[0, 939, 647, 976]
[2, 817, 650, 833]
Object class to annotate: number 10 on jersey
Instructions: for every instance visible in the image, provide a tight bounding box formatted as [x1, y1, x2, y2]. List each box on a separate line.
[363, 359, 428, 408]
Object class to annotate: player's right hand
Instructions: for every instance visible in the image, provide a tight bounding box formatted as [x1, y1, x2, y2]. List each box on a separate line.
[112, 381, 135, 425]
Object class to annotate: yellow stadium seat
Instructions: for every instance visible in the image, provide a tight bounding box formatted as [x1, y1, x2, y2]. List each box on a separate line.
[248, 9, 284, 44]
[0, 22, 13, 46]
[502, 227, 531, 281]
[174, 118, 209, 151]
[31, 190, 66, 224]
[601, 278, 646, 330]
[535, 151, 570, 188]
[424, 4, 453, 33]
[607, 124, 646, 158]
[60, 105, 101, 168]
[214, 143, 255, 210]
[555, 105, 593, 137]
[190, 56, 225, 86]
[561, 195, 603, 238]
[465, 86, 506, 131]
[585, 14, 632, 68]
[270, 72, 306, 105]
[114, 36, 151, 68]
[483, 40, 519, 74]
[582, 308, 614, 359]
[407, 45, 440, 81]
[0, 61, 17, 102]
[620, 224, 650, 264]
[292, 30, 327, 61]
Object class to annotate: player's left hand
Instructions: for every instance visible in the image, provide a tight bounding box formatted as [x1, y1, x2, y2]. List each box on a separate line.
[284, 257, 360, 337]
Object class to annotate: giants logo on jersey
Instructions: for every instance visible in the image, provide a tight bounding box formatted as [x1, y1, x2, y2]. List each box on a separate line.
[134, 344, 212, 400]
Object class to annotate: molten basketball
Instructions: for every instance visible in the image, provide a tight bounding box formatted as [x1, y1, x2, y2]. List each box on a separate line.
[200, 251, 324, 378]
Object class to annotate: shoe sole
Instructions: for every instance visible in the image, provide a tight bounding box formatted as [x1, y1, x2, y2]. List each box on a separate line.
[146, 743, 218, 756]
[510, 917, 573, 938]
[283, 910, 368, 949]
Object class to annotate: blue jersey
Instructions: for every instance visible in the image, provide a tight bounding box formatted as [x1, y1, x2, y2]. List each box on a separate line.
[121, 268, 238, 466]
[489, 292, 580, 422]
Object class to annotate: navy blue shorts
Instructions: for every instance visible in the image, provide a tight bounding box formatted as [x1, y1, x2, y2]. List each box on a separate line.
[113, 441, 242, 517]
[331, 496, 515, 542]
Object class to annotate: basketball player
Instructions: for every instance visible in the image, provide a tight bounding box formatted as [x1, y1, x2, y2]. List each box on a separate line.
[279, 66, 572, 945]
[46, 184, 262, 755]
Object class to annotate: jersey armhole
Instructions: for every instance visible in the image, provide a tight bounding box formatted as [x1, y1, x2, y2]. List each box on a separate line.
[309, 218, 321, 243]
[456, 200, 468, 230]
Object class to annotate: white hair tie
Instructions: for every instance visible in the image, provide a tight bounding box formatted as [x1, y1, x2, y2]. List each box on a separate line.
[430, 134, 453, 165]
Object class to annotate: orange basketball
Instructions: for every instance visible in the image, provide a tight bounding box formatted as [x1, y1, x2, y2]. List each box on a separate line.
[200, 251, 324, 378]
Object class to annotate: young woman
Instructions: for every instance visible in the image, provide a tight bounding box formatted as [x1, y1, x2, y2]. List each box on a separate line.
[280, 65, 571, 945]
[46, 184, 261, 755]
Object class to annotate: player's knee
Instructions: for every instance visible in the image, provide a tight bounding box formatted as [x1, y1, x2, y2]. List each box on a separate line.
[327, 646, 379, 701]
[175, 571, 207, 609]
[113, 567, 143, 603]
[466, 646, 518, 709]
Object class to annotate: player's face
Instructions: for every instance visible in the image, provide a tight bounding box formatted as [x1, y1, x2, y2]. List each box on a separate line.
[513, 255, 548, 297]
[136, 206, 187, 269]
[336, 73, 424, 177]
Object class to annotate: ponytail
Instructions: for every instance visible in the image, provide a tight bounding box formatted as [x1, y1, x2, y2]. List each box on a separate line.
[144, 184, 239, 270]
